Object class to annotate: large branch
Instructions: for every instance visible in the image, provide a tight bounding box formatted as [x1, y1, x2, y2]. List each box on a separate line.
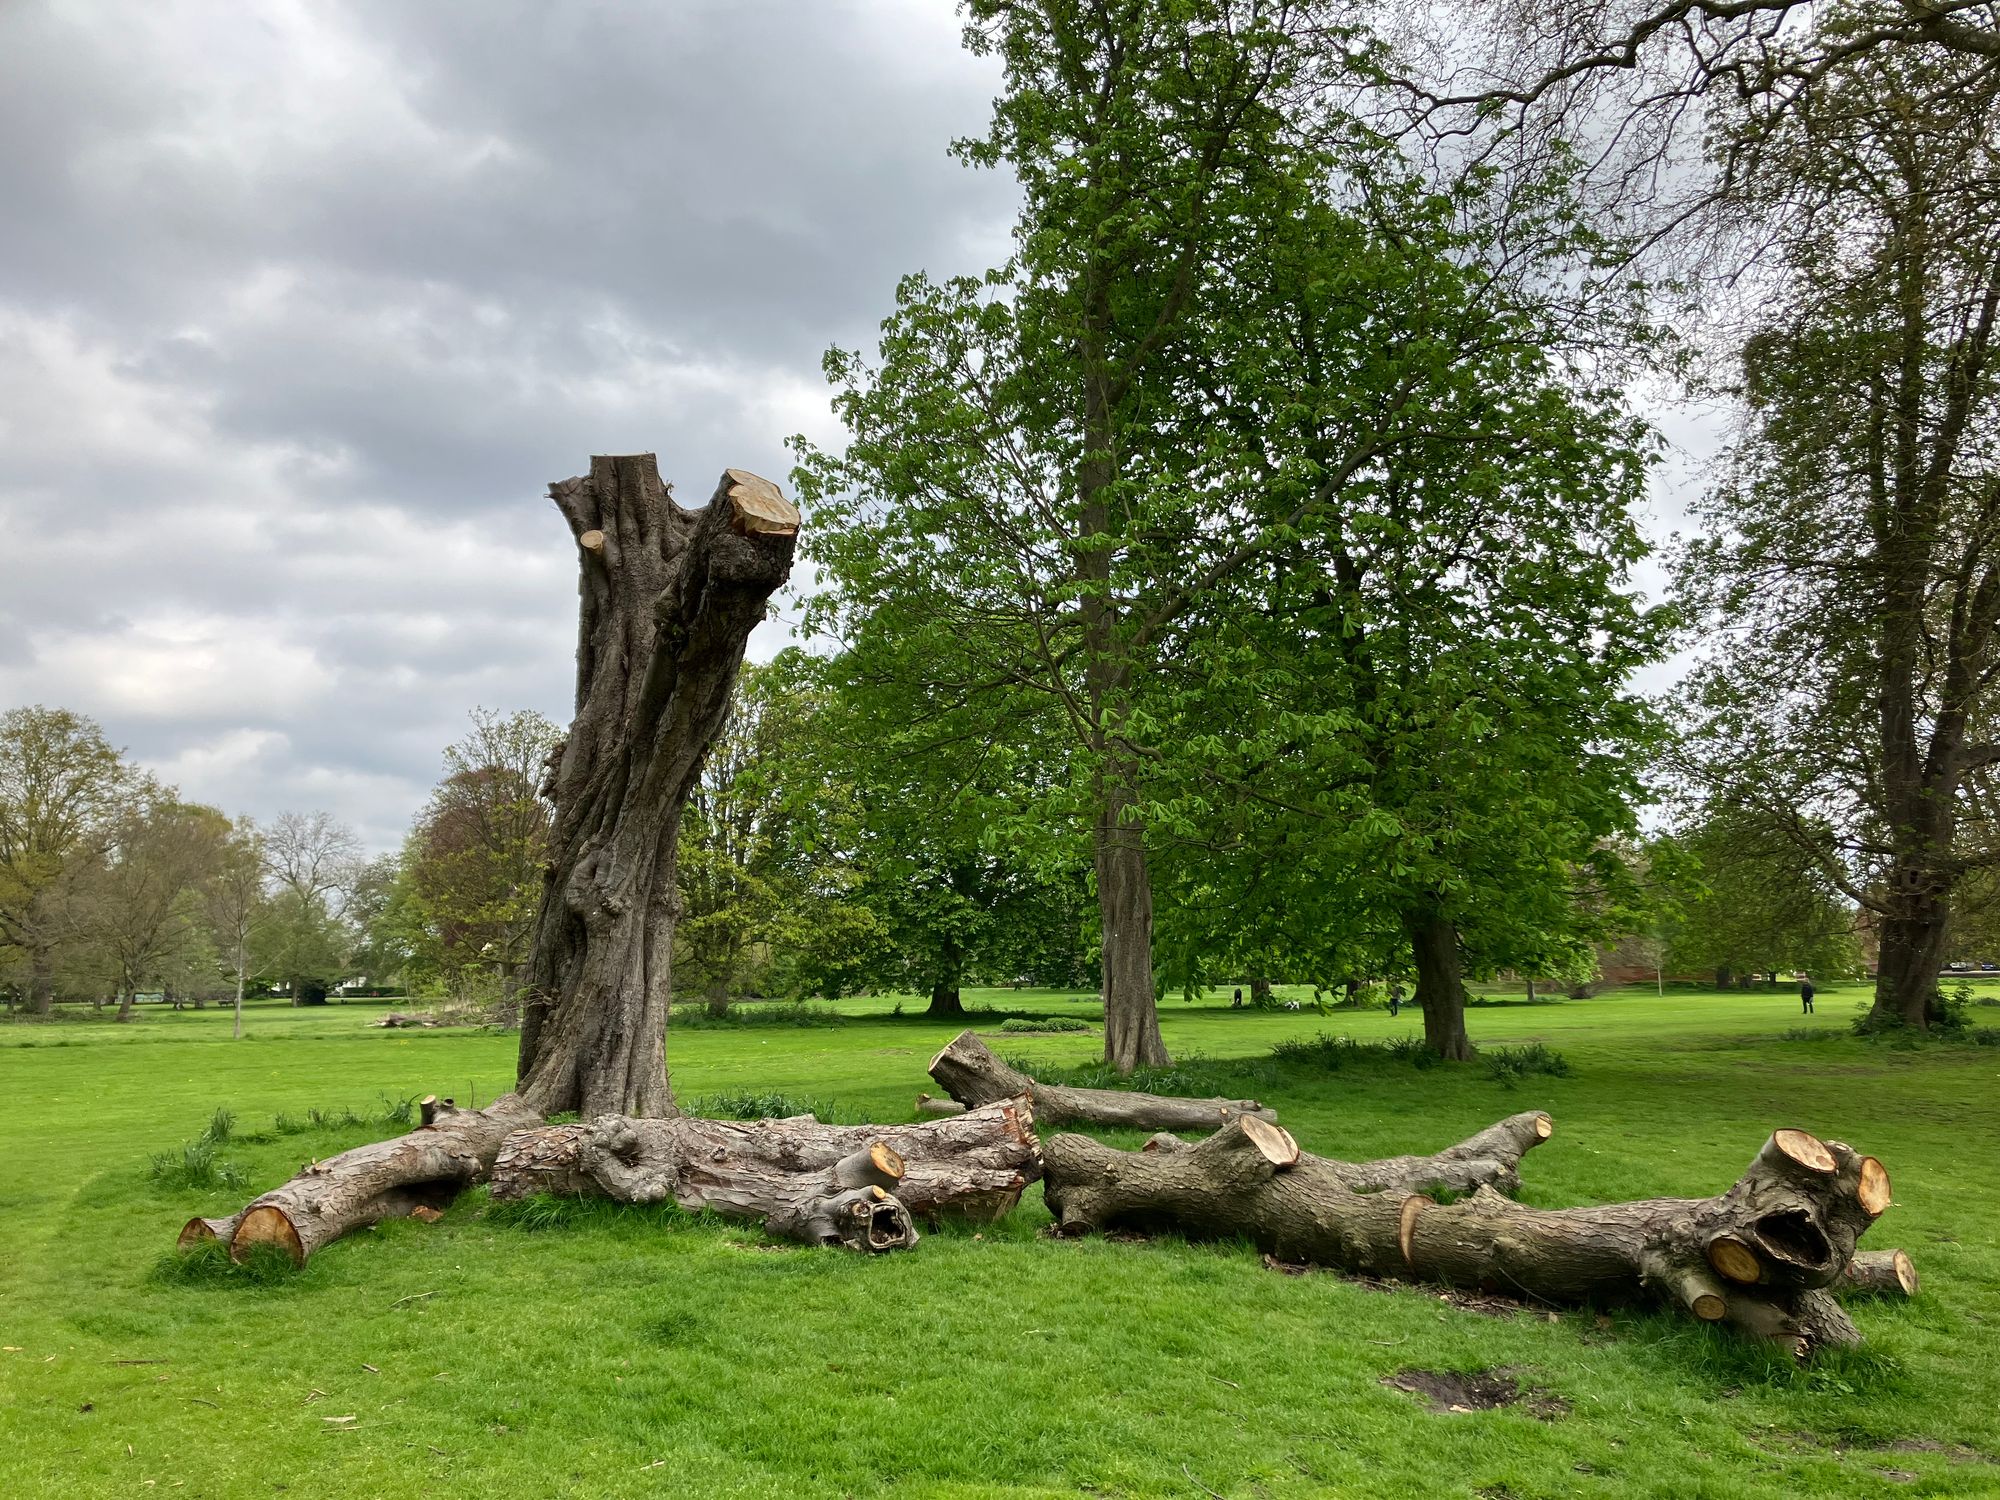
[488, 1097, 1044, 1230]
[928, 1029, 1275, 1132]
[1044, 1119, 1895, 1360]
[179, 1095, 540, 1265]
[1139, 1109, 1553, 1197]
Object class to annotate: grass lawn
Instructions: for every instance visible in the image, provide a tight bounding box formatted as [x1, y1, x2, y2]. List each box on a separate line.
[2, 982, 1997, 1498]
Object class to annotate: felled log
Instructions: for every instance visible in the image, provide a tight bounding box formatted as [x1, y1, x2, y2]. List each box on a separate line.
[915, 1092, 967, 1118]
[1139, 1109, 1553, 1197]
[1043, 1119, 1894, 1359]
[489, 1096, 1043, 1231]
[1835, 1248, 1919, 1299]
[178, 1095, 541, 1265]
[929, 1029, 1275, 1132]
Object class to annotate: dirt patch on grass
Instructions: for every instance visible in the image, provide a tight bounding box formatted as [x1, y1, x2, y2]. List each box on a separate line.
[1384, 1367, 1568, 1420]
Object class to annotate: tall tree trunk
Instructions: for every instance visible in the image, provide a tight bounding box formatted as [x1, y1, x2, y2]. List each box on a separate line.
[515, 457, 799, 1119]
[1096, 776, 1168, 1072]
[1249, 977, 1273, 1008]
[116, 984, 136, 1023]
[1525, 975, 1539, 1003]
[1870, 861, 1951, 1029]
[705, 977, 731, 1019]
[28, 947, 53, 1017]
[1406, 906, 1471, 1061]
[233, 947, 245, 1041]
[927, 983, 965, 1018]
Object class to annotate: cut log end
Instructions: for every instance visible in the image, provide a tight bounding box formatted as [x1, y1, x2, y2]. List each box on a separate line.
[1773, 1128, 1837, 1175]
[1533, 1113, 1554, 1140]
[177, 1216, 231, 1252]
[914, 1093, 967, 1118]
[232, 1205, 305, 1266]
[721, 469, 800, 538]
[1708, 1234, 1763, 1285]
[1238, 1114, 1300, 1168]
[1398, 1194, 1428, 1268]
[1857, 1156, 1891, 1216]
[1839, 1248, 1920, 1299]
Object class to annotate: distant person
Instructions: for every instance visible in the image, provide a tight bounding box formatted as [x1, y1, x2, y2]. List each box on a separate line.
[1799, 975, 1815, 1015]
[1232, 987, 1243, 1009]
[1388, 982, 1403, 1018]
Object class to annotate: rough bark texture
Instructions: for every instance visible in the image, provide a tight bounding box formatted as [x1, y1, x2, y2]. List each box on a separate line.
[1836, 1248, 1920, 1299]
[1044, 1119, 1893, 1359]
[1137, 1109, 1553, 1196]
[1096, 779, 1170, 1073]
[488, 1097, 1043, 1244]
[179, 1096, 541, 1265]
[1407, 906, 1471, 1061]
[930, 1029, 1275, 1132]
[515, 457, 799, 1118]
[926, 982, 966, 1018]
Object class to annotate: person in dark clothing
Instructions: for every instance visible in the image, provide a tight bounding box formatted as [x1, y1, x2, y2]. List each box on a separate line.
[1232, 987, 1243, 1009]
[1800, 976, 1815, 1014]
[1387, 982, 1403, 1018]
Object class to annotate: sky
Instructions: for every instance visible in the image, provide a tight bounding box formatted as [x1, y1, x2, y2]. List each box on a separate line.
[0, 0, 1720, 854]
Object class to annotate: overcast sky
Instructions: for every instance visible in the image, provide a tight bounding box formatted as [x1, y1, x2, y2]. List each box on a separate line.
[0, 1, 1717, 854]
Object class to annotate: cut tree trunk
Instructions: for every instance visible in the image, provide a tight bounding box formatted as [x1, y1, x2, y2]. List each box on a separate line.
[930, 1029, 1275, 1132]
[489, 1096, 1042, 1235]
[1406, 906, 1471, 1061]
[1043, 1119, 1894, 1360]
[514, 457, 799, 1118]
[179, 1095, 541, 1265]
[1137, 1109, 1553, 1196]
[1835, 1248, 1919, 1298]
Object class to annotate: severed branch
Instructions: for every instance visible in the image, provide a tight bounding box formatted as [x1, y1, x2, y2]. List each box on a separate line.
[928, 1029, 1275, 1132]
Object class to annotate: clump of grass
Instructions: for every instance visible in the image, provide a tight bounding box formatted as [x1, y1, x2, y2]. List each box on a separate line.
[147, 1135, 248, 1191]
[1778, 1026, 1842, 1043]
[683, 1089, 833, 1121]
[151, 1238, 300, 1287]
[1482, 1042, 1573, 1086]
[996, 1015, 1095, 1034]
[487, 1192, 698, 1235]
[1270, 1032, 1442, 1071]
[201, 1106, 235, 1144]
[1015, 1052, 1283, 1099]
[377, 1092, 419, 1127]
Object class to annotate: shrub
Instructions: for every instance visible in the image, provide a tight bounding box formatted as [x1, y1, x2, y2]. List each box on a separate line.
[1779, 1027, 1842, 1043]
[683, 1090, 833, 1121]
[996, 1016, 1095, 1034]
[1481, 1042, 1573, 1085]
[201, 1106, 235, 1144]
[670, 1002, 844, 1030]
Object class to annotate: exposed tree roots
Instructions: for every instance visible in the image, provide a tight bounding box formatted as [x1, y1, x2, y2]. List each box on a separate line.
[929, 1029, 1275, 1132]
[1042, 1116, 1901, 1359]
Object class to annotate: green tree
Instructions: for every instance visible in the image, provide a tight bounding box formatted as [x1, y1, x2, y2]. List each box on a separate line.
[261, 810, 359, 1004]
[1677, 39, 2000, 1029]
[0, 706, 137, 1014]
[80, 797, 229, 1022]
[1659, 806, 1862, 985]
[201, 816, 267, 1038]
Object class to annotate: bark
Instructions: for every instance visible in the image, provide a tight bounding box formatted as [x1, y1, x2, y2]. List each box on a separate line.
[1872, 903, 1951, 1029]
[1097, 778, 1169, 1072]
[1250, 977, 1273, 1008]
[28, 948, 53, 1017]
[927, 983, 965, 1018]
[930, 1029, 1275, 1132]
[515, 458, 799, 1118]
[489, 1096, 1043, 1234]
[1835, 1248, 1919, 1299]
[116, 985, 135, 1023]
[706, 977, 731, 1019]
[232, 953, 245, 1041]
[1044, 1120, 1893, 1360]
[1137, 1109, 1553, 1197]
[1407, 906, 1471, 1061]
[180, 1095, 542, 1265]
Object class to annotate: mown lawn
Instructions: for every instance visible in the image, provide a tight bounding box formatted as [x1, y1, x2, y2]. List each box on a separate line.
[2, 982, 1996, 1498]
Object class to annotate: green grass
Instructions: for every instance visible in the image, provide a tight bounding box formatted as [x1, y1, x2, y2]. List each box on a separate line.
[2, 982, 1997, 1497]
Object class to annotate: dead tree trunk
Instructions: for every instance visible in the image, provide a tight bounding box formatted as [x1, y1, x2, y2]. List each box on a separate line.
[515, 457, 799, 1118]
[179, 1096, 540, 1265]
[1044, 1120, 1895, 1360]
[1137, 1110, 1553, 1196]
[490, 1096, 1042, 1232]
[930, 1029, 1275, 1132]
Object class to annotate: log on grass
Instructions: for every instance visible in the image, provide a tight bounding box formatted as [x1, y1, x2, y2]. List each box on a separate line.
[930, 1029, 1274, 1131]
[1835, 1248, 1919, 1299]
[178, 1095, 541, 1265]
[489, 1096, 1043, 1235]
[1044, 1118, 1894, 1360]
[1139, 1109, 1553, 1197]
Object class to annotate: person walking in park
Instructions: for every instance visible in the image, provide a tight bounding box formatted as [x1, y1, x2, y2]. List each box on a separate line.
[1799, 974, 1815, 1015]
[1388, 982, 1403, 1018]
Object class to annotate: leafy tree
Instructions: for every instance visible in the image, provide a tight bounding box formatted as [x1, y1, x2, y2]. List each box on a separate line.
[398, 709, 559, 1008]
[798, 0, 1536, 1070]
[0, 706, 138, 1013]
[1676, 39, 2000, 1028]
[80, 798, 230, 1022]
[201, 816, 266, 1038]
[1659, 805, 1862, 984]
[261, 810, 360, 1004]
